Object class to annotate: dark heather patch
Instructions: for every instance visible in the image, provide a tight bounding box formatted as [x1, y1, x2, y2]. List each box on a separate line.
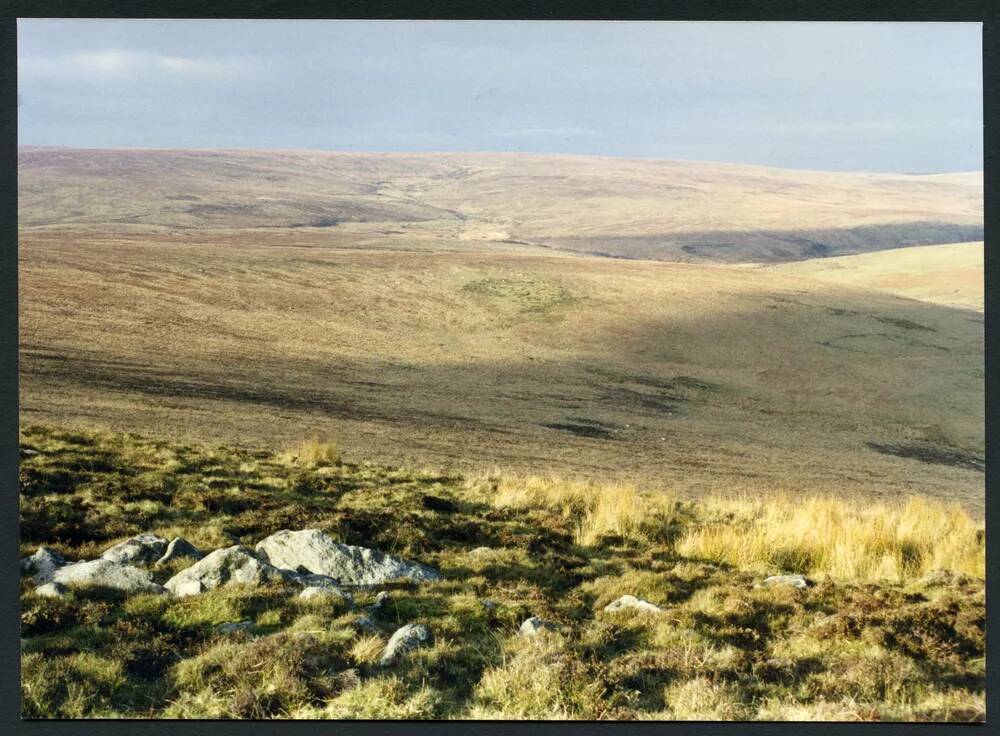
[422, 495, 459, 513]
[866, 442, 984, 473]
[542, 422, 615, 440]
[873, 316, 936, 332]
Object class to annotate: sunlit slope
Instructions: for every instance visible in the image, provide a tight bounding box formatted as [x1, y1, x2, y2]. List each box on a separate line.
[18, 147, 982, 263]
[19, 231, 984, 513]
[768, 242, 983, 311]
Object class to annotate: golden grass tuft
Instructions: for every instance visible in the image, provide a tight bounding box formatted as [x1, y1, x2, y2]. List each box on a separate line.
[480, 474, 676, 546]
[349, 634, 385, 667]
[476, 474, 983, 581]
[675, 493, 984, 581]
[282, 437, 340, 467]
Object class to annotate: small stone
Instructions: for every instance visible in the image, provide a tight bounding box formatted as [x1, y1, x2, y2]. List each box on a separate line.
[52, 559, 166, 594]
[762, 574, 813, 589]
[370, 591, 391, 612]
[217, 620, 254, 634]
[379, 623, 433, 666]
[20, 448, 39, 458]
[21, 547, 68, 584]
[354, 615, 377, 633]
[481, 599, 498, 611]
[35, 581, 69, 598]
[603, 595, 663, 614]
[519, 616, 558, 636]
[155, 538, 203, 567]
[101, 533, 169, 566]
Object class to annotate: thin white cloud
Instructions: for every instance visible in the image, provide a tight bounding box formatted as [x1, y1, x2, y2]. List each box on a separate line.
[19, 49, 256, 80]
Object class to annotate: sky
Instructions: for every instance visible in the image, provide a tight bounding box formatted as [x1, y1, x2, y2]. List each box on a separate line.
[17, 20, 983, 173]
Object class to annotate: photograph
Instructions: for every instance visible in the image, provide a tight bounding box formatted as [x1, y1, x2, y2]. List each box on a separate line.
[17, 18, 985, 721]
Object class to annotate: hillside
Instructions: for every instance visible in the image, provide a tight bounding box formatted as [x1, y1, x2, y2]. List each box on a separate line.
[19, 229, 985, 515]
[767, 242, 984, 312]
[17, 147, 986, 722]
[18, 147, 982, 263]
[19, 426, 985, 721]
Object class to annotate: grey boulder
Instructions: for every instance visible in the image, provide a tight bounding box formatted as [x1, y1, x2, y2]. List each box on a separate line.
[156, 538, 204, 567]
[379, 623, 433, 666]
[164, 545, 291, 596]
[52, 559, 166, 594]
[255, 529, 441, 586]
[603, 595, 663, 614]
[101, 533, 169, 566]
[21, 547, 68, 584]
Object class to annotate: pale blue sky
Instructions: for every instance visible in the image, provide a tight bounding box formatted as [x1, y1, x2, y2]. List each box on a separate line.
[17, 20, 983, 172]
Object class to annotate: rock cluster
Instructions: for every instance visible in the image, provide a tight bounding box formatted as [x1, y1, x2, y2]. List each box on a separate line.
[21, 524, 824, 672]
[20, 530, 440, 611]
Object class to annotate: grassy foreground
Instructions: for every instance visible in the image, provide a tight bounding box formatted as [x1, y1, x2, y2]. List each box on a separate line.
[20, 426, 984, 721]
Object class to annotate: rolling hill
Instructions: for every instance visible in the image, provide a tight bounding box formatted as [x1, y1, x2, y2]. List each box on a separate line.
[767, 241, 984, 311]
[18, 147, 982, 263]
[18, 228, 985, 514]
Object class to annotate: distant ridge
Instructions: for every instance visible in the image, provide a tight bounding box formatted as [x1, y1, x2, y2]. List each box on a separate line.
[18, 146, 982, 264]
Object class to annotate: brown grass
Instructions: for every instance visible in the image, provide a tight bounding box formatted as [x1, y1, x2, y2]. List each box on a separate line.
[19, 229, 984, 515]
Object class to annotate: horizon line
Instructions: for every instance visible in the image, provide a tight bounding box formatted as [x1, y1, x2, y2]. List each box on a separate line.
[17, 143, 983, 178]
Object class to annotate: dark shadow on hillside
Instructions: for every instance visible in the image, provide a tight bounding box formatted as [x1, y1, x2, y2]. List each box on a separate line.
[543, 222, 984, 264]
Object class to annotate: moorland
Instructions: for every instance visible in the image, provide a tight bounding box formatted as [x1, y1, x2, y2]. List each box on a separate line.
[18, 147, 985, 720]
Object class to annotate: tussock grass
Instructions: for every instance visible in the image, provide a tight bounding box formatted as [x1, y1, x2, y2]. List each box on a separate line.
[676, 493, 984, 581]
[478, 474, 678, 547]
[281, 437, 340, 467]
[471, 631, 614, 720]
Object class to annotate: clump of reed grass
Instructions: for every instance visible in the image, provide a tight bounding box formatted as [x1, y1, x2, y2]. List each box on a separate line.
[479, 474, 676, 546]
[281, 437, 340, 467]
[675, 493, 984, 581]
